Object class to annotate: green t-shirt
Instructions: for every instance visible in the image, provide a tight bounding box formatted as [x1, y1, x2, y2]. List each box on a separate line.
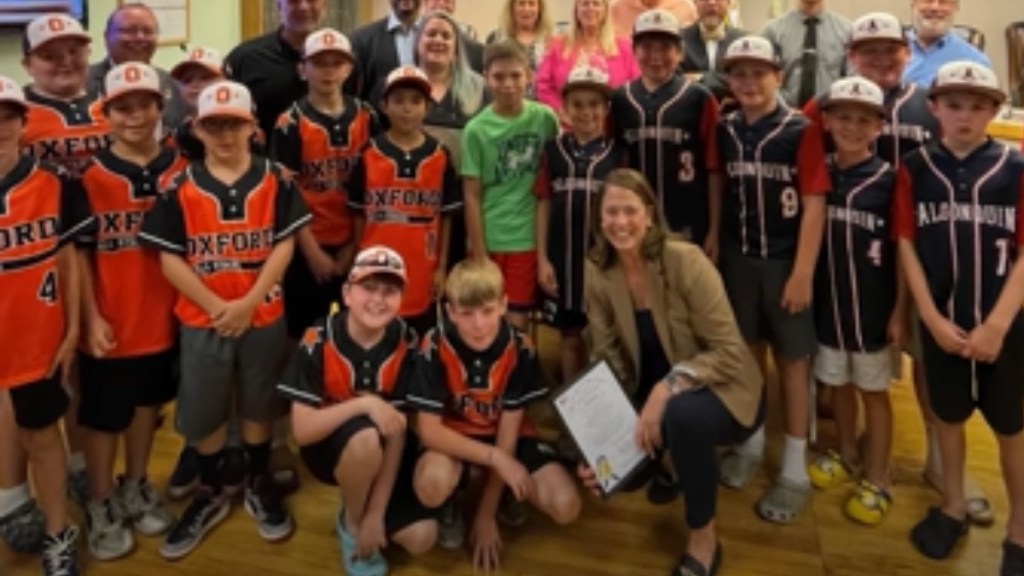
[461, 101, 558, 252]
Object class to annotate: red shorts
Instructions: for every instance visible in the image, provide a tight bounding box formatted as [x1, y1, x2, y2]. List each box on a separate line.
[489, 251, 536, 311]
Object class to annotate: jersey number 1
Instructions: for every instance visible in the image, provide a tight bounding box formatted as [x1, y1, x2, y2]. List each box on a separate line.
[37, 270, 58, 305]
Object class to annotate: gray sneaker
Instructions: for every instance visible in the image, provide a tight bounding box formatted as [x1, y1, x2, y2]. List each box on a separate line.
[0, 498, 45, 554]
[117, 477, 175, 537]
[68, 469, 90, 509]
[84, 498, 134, 561]
[438, 498, 465, 550]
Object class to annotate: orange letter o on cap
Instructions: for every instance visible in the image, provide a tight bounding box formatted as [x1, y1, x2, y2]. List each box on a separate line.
[124, 66, 141, 83]
[215, 86, 232, 104]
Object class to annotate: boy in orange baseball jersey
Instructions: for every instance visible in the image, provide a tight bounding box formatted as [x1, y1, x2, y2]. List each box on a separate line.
[140, 81, 310, 559]
[349, 66, 461, 337]
[76, 63, 187, 561]
[272, 28, 380, 340]
[0, 75, 92, 576]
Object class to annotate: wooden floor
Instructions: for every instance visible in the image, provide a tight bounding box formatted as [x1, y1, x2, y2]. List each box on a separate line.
[1, 328, 1009, 576]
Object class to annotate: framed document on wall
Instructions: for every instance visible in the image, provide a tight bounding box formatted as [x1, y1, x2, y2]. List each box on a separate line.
[118, 0, 189, 46]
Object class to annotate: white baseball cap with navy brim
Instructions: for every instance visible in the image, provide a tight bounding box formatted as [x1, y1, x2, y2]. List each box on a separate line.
[723, 35, 781, 72]
[632, 9, 681, 41]
[929, 61, 1006, 104]
[822, 76, 886, 117]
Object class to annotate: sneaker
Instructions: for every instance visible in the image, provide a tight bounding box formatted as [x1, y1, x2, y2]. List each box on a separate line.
[0, 498, 45, 554]
[438, 497, 465, 551]
[646, 467, 678, 505]
[497, 490, 527, 527]
[159, 489, 230, 561]
[85, 498, 134, 561]
[335, 509, 387, 576]
[243, 475, 294, 541]
[167, 447, 199, 501]
[67, 469, 90, 509]
[222, 447, 247, 497]
[41, 526, 80, 576]
[117, 476, 175, 536]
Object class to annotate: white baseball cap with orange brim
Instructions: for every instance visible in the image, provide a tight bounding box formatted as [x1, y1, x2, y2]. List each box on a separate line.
[170, 47, 224, 81]
[23, 13, 91, 55]
[104, 62, 163, 106]
[195, 81, 256, 122]
[304, 28, 354, 61]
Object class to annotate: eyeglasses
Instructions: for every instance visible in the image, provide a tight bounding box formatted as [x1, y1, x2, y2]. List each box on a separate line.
[113, 26, 158, 39]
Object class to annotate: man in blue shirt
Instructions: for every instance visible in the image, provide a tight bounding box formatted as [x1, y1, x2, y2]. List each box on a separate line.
[903, 0, 990, 87]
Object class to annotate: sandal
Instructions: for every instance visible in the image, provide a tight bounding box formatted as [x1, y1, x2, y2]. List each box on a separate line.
[844, 480, 892, 526]
[756, 478, 811, 524]
[808, 450, 858, 490]
[720, 450, 761, 490]
[923, 470, 995, 527]
[1001, 540, 1024, 576]
[909, 506, 968, 560]
[672, 542, 722, 576]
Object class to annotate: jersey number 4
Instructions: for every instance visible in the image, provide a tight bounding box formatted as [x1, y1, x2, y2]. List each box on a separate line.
[37, 270, 58, 305]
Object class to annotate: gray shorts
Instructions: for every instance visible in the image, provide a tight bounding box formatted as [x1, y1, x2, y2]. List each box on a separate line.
[177, 320, 289, 443]
[720, 247, 816, 360]
[814, 345, 894, 392]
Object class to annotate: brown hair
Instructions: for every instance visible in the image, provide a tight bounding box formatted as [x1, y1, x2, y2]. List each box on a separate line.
[445, 258, 506, 308]
[496, 0, 554, 42]
[484, 39, 531, 72]
[587, 168, 672, 269]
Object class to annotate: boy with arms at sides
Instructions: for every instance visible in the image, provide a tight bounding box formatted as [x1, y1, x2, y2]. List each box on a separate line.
[76, 63, 186, 561]
[714, 36, 830, 524]
[409, 259, 581, 571]
[279, 247, 438, 576]
[462, 41, 559, 330]
[611, 9, 722, 260]
[140, 81, 310, 559]
[273, 28, 379, 341]
[0, 75, 92, 576]
[895, 62, 1024, 574]
[348, 66, 459, 337]
[804, 76, 906, 527]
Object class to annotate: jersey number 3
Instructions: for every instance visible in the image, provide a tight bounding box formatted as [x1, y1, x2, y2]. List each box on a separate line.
[678, 152, 694, 183]
[37, 270, 58, 305]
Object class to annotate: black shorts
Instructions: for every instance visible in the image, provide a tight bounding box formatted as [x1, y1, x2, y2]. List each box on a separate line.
[472, 436, 564, 474]
[300, 415, 437, 535]
[283, 244, 345, 340]
[540, 298, 588, 332]
[8, 370, 69, 430]
[921, 319, 1024, 435]
[78, 350, 178, 434]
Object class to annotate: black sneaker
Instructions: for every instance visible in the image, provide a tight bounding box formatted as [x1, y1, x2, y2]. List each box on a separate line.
[41, 526, 79, 576]
[437, 497, 465, 550]
[222, 447, 246, 497]
[167, 447, 199, 501]
[497, 490, 527, 527]
[243, 475, 294, 542]
[647, 467, 678, 505]
[159, 489, 230, 561]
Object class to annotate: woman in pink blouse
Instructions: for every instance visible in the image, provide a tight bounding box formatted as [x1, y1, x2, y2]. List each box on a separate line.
[535, 0, 639, 119]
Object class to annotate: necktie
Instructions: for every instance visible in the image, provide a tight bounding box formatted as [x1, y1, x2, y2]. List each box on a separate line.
[798, 16, 819, 107]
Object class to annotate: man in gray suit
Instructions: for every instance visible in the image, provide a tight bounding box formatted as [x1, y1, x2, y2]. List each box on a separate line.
[679, 0, 744, 100]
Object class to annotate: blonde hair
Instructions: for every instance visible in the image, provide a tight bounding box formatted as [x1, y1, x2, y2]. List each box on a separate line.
[445, 259, 505, 307]
[564, 0, 617, 57]
[588, 168, 672, 269]
[415, 11, 486, 117]
[496, 0, 554, 42]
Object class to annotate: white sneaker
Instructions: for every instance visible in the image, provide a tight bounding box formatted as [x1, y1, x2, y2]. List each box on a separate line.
[117, 477, 175, 537]
[85, 498, 134, 561]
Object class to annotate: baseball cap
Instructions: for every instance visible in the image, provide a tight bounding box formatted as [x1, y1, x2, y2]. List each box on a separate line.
[195, 81, 255, 121]
[0, 76, 28, 113]
[23, 13, 91, 55]
[822, 76, 885, 116]
[348, 246, 407, 285]
[929, 61, 1006, 104]
[562, 65, 612, 98]
[104, 63, 162, 105]
[849, 13, 907, 49]
[383, 65, 432, 98]
[304, 28, 354, 60]
[170, 47, 224, 80]
[632, 9, 681, 41]
[723, 35, 781, 72]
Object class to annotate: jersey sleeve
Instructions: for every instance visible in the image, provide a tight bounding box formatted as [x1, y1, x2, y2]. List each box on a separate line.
[270, 109, 303, 175]
[460, 123, 483, 179]
[139, 188, 187, 254]
[801, 97, 827, 154]
[892, 164, 916, 241]
[699, 93, 721, 171]
[796, 126, 831, 196]
[273, 171, 312, 242]
[405, 334, 448, 414]
[60, 175, 95, 247]
[533, 149, 552, 199]
[346, 151, 367, 210]
[277, 325, 326, 407]
[440, 145, 463, 213]
[500, 332, 548, 410]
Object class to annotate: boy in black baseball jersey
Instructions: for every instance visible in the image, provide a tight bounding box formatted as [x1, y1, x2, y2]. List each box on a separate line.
[714, 36, 830, 524]
[409, 258, 580, 572]
[278, 246, 437, 575]
[536, 64, 626, 383]
[896, 62, 1024, 572]
[611, 9, 723, 259]
[804, 77, 906, 527]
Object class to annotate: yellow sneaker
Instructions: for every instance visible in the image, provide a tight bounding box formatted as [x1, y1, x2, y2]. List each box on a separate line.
[845, 480, 892, 526]
[808, 451, 855, 489]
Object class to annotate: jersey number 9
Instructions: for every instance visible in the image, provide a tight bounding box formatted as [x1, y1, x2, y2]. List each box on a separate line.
[780, 187, 799, 219]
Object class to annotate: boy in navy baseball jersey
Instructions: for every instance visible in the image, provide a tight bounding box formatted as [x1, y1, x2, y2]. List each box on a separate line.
[611, 9, 722, 259]
[714, 35, 830, 524]
[804, 77, 906, 527]
[278, 246, 437, 575]
[895, 62, 1024, 572]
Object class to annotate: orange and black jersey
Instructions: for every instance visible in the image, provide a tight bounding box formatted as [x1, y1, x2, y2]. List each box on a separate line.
[77, 148, 188, 358]
[139, 157, 311, 329]
[0, 157, 93, 389]
[164, 117, 267, 161]
[21, 88, 111, 178]
[277, 311, 418, 407]
[407, 320, 546, 437]
[271, 96, 380, 246]
[348, 134, 461, 317]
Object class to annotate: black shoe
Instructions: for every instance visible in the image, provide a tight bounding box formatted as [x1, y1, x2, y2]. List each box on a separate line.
[672, 542, 722, 576]
[647, 467, 678, 505]
[41, 526, 80, 576]
[167, 447, 199, 501]
[1002, 540, 1024, 576]
[222, 447, 246, 497]
[244, 475, 294, 542]
[910, 506, 968, 560]
[159, 489, 230, 561]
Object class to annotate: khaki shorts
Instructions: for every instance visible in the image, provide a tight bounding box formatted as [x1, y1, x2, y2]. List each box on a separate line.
[814, 345, 894, 392]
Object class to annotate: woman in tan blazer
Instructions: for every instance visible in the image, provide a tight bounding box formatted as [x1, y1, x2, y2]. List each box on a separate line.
[577, 169, 763, 576]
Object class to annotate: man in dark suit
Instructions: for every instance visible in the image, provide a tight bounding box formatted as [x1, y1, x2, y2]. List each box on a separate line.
[347, 0, 423, 100]
[679, 0, 744, 101]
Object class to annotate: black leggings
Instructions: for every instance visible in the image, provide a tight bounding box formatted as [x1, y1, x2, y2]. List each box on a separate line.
[662, 387, 763, 529]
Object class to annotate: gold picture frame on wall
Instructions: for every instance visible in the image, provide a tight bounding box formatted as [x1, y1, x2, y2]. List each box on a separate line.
[239, 0, 369, 40]
[117, 0, 190, 46]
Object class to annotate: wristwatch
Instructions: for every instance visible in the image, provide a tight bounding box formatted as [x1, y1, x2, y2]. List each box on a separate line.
[665, 366, 701, 395]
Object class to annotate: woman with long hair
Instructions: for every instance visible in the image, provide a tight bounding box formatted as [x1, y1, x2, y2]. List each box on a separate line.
[487, 0, 556, 90]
